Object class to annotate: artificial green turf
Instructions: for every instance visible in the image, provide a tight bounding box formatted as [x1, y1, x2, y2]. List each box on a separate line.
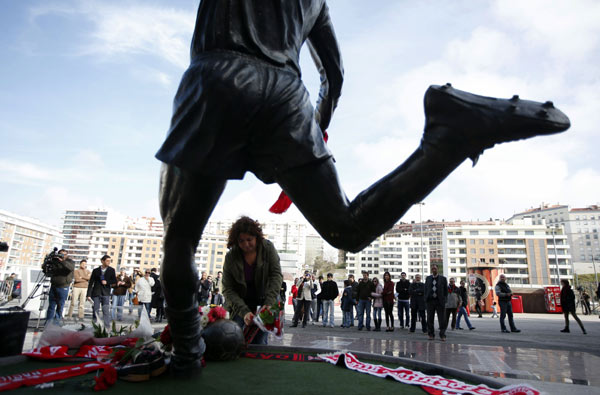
[0, 357, 428, 394]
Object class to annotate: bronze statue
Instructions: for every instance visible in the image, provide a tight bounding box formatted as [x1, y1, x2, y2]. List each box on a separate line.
[155, 0, 570, 376]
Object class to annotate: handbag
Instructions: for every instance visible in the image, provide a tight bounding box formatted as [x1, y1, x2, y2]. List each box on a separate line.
[132, 295, 139, 305]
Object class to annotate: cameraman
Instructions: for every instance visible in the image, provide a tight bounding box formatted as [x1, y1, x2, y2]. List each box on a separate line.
[45, 249, 75, 325]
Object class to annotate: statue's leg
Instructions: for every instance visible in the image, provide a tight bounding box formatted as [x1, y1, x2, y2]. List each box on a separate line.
[159, 163, 226, 377]
[276, 84, 570, 253]
[275, 140, 462, 252]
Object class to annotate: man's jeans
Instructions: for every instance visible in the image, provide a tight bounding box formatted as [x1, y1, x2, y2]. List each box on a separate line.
[342, 311, 352, 327]
[111, 295, 126, 321]
[127, 290, 135, 314]
[92, 296, 111, 327]
[357, 299, 371, 329]
[456, 306, 473, 329]
[46, 286, 69, 325]
[397, 299, 410, 327]
[499, 300, 517, 331]
[322, 299, 335, 327]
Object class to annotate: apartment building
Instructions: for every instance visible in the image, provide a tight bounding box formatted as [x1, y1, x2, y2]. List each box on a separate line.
[508, 204, 600, 265]
[88, 229, 227, 275]
[443, 219, 572, 287]
[0, 209, 62, 273]
[61, 210, 108, 262]
[346, 234, 429, 280]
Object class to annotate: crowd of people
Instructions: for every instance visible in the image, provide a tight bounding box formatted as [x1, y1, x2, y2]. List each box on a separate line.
[37, 238, 597, 342]
[287, 265, 594, 340]
[44, 250, 168, 326]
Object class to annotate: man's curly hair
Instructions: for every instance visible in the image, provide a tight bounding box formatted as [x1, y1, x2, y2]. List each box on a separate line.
[227, 216, 265, 249]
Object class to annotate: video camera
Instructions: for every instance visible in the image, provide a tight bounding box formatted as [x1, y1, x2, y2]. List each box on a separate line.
[42, 247, 65, 276]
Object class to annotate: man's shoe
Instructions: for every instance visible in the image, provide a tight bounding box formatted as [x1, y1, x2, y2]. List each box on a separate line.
[366, 327, 371, 331]
[428, 336, 434, 340]
[560, 328, 570, 333]
[511, 329, 521, 333]
[409, 330, 415, 333]
[456, 327, 463, 330]
[469, 327, 476, 330]
[290, 324, 298, 328]
[423, 83, 570, 165]
[501, 329, 510, 333]
[358, 327, 363, 331]
[302, 324, 306, 328]
[440, 336, 446, 342]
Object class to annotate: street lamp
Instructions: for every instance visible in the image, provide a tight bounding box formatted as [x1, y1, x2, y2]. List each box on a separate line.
[417, 202, 425, 276]
[592, 255, 599, 288]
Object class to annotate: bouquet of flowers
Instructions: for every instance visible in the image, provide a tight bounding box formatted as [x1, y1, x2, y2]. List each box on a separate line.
[253, 301, 284, 339]
[199, 305, 229, 328]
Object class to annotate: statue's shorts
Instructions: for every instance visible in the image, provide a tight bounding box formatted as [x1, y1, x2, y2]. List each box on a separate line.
[155, 50, 332, 184]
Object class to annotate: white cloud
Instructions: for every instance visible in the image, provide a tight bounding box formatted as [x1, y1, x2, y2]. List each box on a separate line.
[30, 1, 195, 69]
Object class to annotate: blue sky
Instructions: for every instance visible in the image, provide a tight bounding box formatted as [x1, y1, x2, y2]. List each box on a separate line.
[1, 0, 599, 231]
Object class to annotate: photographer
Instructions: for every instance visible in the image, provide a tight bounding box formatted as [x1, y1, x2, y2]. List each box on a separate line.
[291, 271, 313, 328]
[45, 249, 75, 326]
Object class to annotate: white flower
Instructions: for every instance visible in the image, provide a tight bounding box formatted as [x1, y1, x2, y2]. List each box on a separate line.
[201, 306, 210, 316]
[200, 315, 209, 328]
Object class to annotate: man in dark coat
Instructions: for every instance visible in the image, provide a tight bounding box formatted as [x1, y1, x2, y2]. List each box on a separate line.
[408, 274, 426, 333]
[396, 272, 411, 329]
[155, 0, 569, 377]
[424, 264, 448, 340]
[86, 255, 117, 328]
[494, 274, 520, 333]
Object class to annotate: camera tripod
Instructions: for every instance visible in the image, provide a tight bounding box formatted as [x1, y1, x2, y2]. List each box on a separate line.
[21, 271, 51, 330]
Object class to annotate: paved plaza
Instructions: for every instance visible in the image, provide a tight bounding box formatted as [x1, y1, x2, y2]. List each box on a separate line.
[14, 307, 600, 394]
[274, 310, 600, 394]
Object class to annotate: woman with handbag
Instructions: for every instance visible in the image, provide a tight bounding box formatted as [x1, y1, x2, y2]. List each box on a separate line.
[444, 277, 460, 330]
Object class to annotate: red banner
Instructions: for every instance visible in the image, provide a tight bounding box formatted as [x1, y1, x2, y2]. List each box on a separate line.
[318, 352, 540, 395]
[22, 346, 70, 360]
[0, 361, 107, 391]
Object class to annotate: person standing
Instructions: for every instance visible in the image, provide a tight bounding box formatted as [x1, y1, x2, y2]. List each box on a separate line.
[409, 274, 427, 333]
[371, 277, 383, 332]
[494, 274, 520, 333]
[135, 270, 155, 318]
[45, 249, 75, 325]
[151, 269, 165, 322]
[291, 278, 298, 313]
[356, 271, 375, 331]
[560, 279, 586, 334]
[212, 271, 223, 301]
[313, 275, 323, 323]
[279, 280, 287, 304]
[395, 272, 410, 329]
[67, 259, 90, 322]
[581, 290, 591, 315]
[382, 272, 395, 332]
[198, 272, 211, 305]
[291, 271, 313, 328]
[424, 264, 448, 341]
[321, 273, 339, 328]
[111, 268, 132, 321]
[444, 277, 460, 331]
[87, 254, 117, 327]
[474, 287, 483, 318]
[349, 274, 358, 326]
[455, 280, 475, 330]
[340, 280, 354, 328]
